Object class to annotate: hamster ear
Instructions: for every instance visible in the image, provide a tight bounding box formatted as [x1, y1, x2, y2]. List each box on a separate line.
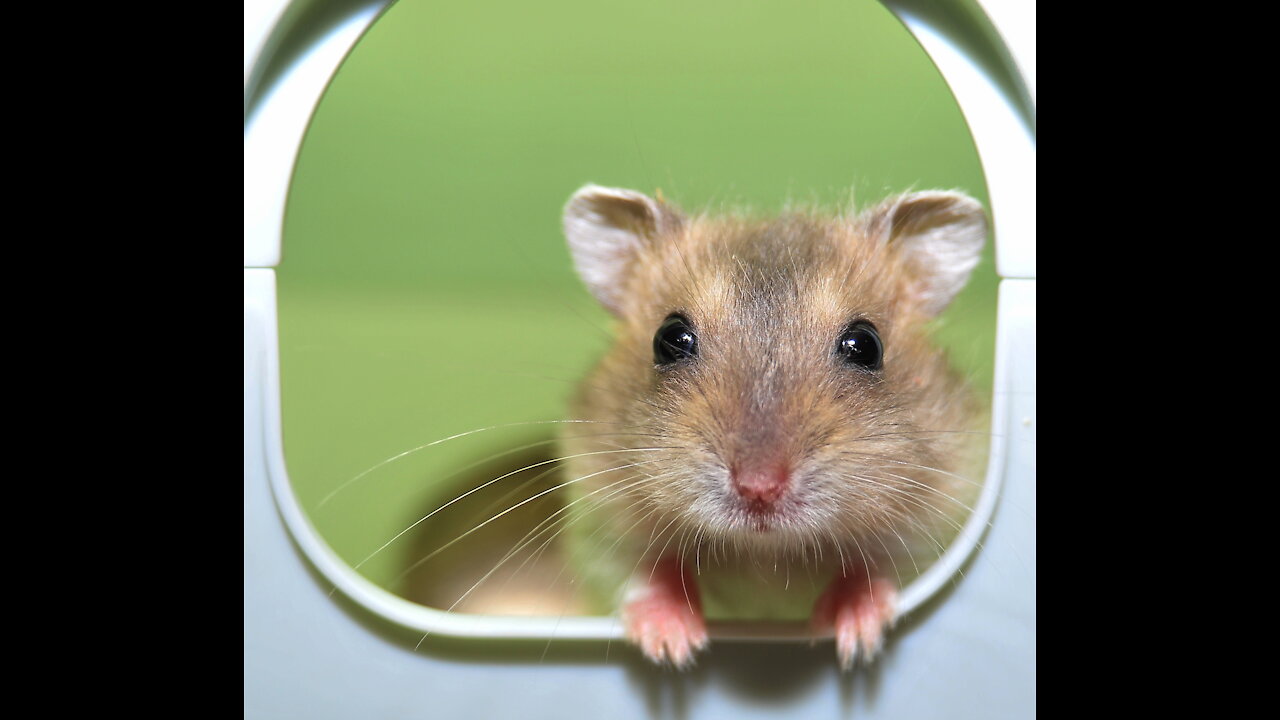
[861, 191, 988, 317]
[563, 184, 682, 315]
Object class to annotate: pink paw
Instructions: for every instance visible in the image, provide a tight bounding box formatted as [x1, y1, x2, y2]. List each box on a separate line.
[812, 572, 897, 670]
[621, 558, 707, 668]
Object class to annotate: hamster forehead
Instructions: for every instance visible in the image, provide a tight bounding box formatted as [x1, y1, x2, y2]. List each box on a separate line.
[623, 213, 904, 343]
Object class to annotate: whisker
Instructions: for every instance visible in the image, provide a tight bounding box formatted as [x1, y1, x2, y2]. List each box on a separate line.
[471, 469, 678, 596]
[319, 419, 654, 507]
[411, 470, 674, 650]
[839, 449, 987, 489]
[390, 458, 667, 583]
[838, 470, 969, 535]
[354, 447, 675, 571]
[646, 514, 687, 584]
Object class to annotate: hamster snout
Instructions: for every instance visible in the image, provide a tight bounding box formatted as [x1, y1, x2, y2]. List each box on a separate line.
[558, 183, 988, 669]
[729, 464, 789, 506]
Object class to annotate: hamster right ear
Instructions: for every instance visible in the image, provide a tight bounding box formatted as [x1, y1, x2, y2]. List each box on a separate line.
[563, 184, 682, 315]
[860, 190, 988, 317]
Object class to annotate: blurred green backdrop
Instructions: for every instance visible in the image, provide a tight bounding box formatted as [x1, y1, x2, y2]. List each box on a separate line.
[276, 0, 995, 612]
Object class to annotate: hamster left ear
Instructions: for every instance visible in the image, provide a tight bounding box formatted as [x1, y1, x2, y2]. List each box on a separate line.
[861, 191, 988, 317]
[563, 184, 683, 316]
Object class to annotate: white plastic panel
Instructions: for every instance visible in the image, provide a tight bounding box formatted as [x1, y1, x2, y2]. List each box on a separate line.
[887, 2, 1037, 279]
[243, 1, 385, 268]
[977, 0, 1036, 105]
[244, 0, 291, 87]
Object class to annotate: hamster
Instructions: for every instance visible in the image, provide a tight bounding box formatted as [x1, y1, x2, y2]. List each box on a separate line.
[557, 184, 988, 670]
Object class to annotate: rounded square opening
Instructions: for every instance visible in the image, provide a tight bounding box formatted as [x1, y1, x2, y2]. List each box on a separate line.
[275, 0, 999, 632]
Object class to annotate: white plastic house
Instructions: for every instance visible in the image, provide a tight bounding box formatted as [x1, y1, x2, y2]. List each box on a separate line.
[244, 1, 1035, 716]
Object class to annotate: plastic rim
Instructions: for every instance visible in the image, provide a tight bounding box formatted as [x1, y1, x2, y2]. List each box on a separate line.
[244, 0, 1033, 641]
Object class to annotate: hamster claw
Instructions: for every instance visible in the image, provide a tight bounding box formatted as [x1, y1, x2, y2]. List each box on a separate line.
[623, 598, 708, 668]
[812, 573, 897, 671]
[621, 558, 707, 668]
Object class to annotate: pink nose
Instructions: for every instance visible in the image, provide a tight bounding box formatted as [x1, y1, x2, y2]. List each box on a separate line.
[731, 465, 790, 505]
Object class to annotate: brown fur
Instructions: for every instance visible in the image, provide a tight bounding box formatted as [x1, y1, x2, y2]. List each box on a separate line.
[560, 191, 985, 618]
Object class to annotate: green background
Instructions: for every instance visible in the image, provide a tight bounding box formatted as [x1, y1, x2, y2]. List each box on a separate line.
[276, 0, 996, 611]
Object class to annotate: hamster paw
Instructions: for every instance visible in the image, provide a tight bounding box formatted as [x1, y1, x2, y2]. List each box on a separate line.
[621, 558, 707, 668]
[812, 573, 898, 671]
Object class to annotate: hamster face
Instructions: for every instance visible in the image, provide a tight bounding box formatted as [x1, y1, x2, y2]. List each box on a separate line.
[562, 187, 987, 560]
[591, 216, 966, 552]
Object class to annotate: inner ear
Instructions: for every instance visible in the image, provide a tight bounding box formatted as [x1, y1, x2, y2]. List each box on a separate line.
[861, 191, 988, 317]
[562, 184, 682, 315]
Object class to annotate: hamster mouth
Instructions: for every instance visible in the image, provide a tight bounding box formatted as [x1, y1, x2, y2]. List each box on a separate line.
[736, 498, 799, 532]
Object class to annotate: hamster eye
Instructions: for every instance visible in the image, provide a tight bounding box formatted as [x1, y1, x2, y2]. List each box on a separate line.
[654, 314, 698, 365]
[836, 322, 883, 371]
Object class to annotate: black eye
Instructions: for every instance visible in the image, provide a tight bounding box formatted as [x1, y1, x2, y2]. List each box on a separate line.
[836, 322, 883, 371]
[654, 315, 698, 365]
